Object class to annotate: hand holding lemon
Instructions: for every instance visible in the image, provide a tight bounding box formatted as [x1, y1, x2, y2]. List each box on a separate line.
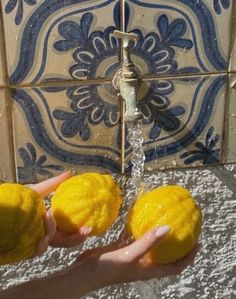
[51, 172, 122, 236]
[0, 171, 201, 268]
[51, 175, 201, 264]
[0, 172, 122, 265]
[127, 185, 202, 264]
[0, 171, 90, 265]
[0, 172, 201, 299]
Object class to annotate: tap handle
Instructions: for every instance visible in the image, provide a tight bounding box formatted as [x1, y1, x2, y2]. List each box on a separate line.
[113, 30, 138, 48]
[114, 30, 138, 76]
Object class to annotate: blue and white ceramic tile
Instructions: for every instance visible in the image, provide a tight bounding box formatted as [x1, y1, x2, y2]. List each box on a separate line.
[222, 74, 236, 163]
[125, 0, 232, 77]
[1, 0, 121, 85]
[0, 89, 15, 182]
[11, 83, 121, 183]
[125, 74, 227, 171]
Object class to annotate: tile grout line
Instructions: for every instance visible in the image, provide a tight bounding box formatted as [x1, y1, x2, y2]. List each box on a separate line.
[4, 71, 233, 90]
[120, 0, 126, 174]
[220, 75, 230, 163]
[221, 1, 236, 163]
[143, 71, 229, 81]
[227, 0, 236, 73]
[0, 2, 17, 182]
[0, 2, 10, 87]
[9, 78, 113, 89]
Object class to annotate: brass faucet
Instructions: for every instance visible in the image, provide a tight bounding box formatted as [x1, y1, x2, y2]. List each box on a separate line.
[113, 30, 142, 122]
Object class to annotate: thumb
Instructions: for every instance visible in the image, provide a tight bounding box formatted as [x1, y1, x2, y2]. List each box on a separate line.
[31, 171, 72, 197]
[120, 225, 170, 263]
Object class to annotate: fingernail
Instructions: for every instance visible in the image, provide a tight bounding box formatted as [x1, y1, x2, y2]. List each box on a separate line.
[47, 209, 53, 217]
[155, 225, 170, 237]
[80, 226, 92, 235]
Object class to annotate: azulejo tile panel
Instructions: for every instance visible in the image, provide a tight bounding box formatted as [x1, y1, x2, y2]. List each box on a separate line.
[0, 89, 15, 182]
[222, 74, 236, 163]
[125, 74, 227, 171]
[11, 83, 121, 183]
[1, 0, 121, 85]
[126, 0, 232, 76]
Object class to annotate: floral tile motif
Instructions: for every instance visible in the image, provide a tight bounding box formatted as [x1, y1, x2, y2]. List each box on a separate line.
[222, 74, 236, 163]
[126, 0, 232, 76]
[0, 89, 15, 182]
[11, 83, 121, 183]
[2, 0, 233, 85]
[1, 0, 121, 85]
[125, 74, 227, 172]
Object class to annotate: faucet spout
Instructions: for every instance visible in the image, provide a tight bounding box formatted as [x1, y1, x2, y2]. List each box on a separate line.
[113, 30, 142, 122]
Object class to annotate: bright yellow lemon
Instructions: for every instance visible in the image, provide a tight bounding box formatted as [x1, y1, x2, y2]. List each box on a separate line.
[0, 184, 46, 265]
[127, 185, 202, 264]
[51, 173, 122, 236]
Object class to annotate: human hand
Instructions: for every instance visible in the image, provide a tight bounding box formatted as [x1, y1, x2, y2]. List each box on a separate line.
[67, 226, 198, 296]
[30, 171, 91, 256]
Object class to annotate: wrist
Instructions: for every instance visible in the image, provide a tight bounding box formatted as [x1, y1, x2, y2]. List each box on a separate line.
[68, 256, 129, 297]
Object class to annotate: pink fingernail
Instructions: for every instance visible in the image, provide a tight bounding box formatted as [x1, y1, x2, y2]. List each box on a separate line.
[80, 226, 92, 235]
[155, 225, 170, 237]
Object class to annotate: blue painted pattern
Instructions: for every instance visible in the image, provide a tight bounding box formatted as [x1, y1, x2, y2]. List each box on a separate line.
[12, 88, 121, 173]
[52, 84, 120, 141]
[17, 143, 65, 182]
[43, 4, 197, 142]
[213, 0, 230, 15]
[5, 0, 37, 25]
[180, 127, 220, 165]
[6, 0, 229, 176]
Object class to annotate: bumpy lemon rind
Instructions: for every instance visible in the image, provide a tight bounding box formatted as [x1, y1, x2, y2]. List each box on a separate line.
[0, 184, 46, 265]
[127, 185, 202, 264]
[51, 173, 122, 236]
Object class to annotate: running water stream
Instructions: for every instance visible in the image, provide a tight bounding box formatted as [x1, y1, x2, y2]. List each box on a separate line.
[126, 120, 146, 200]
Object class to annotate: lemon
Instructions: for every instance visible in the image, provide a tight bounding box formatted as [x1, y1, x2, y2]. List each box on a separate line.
[0, 184, 46, 265]
[127, 185, 202, 264]
[51, 173, 122, 235]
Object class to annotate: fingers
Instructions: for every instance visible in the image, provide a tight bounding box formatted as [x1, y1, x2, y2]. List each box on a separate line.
[122, 226, 170, 263]
[44, 209, 57, 242]
[117, 227, 133, 247]
[32, 210, 57, 258]
[33, 236, 49, 257]
[101, 225, 170, 264]
[31, 171, 72, 197]
[50, 226, 92, 248]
